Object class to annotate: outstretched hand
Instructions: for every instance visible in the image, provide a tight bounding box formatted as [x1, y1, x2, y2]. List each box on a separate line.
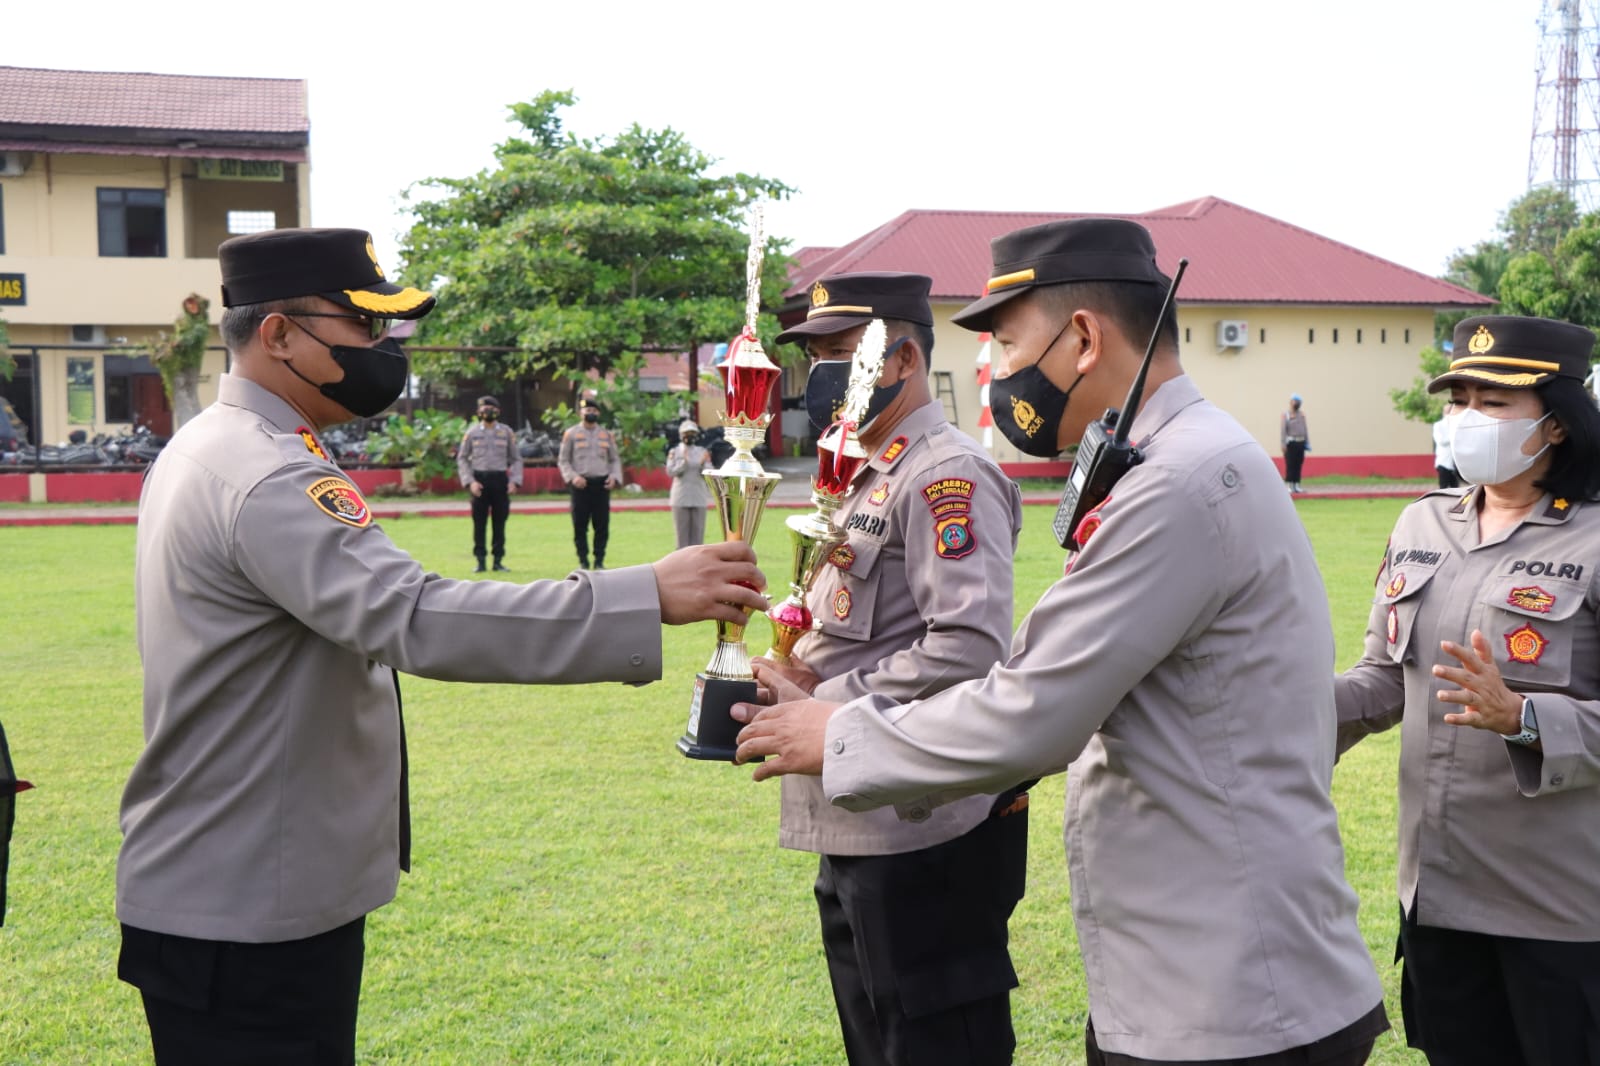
[1435, 629, 1522, 736]
[653, 541, 768, 627]
[731, 698, 839, 781]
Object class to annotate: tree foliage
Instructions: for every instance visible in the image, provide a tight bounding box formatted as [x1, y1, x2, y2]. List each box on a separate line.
[544, 352, 689, 470]
[1388, 346, 1452, 424]
[0, 316, 11, 382]
[364, 408, 469, 484]
[137, 294, 211, 428]
[396, 90, 795, 402]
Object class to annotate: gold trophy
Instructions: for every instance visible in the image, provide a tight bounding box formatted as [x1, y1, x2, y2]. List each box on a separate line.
[678, 206, 783, 761]
[766, 320, 888, 663]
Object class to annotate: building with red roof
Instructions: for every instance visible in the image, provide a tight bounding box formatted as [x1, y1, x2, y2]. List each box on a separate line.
[0, 65, 310, 444]
[774, 199, 1494, 476]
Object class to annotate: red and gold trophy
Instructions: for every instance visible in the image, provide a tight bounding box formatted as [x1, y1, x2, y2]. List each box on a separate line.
[679, 207, 784, 761]
[765, 320, 887, 663]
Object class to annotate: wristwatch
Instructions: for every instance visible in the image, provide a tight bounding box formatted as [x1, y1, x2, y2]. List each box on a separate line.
[1504, 697, 1540, 747]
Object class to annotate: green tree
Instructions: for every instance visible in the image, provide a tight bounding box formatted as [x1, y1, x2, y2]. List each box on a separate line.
[136, 294, 211, 428]
[1389, 346, 1452, 424]
[0, 316, 11, 382]
[396, 91, 794, 425]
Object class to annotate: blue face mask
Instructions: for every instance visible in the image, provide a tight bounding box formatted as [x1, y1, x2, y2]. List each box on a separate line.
[803, 338, 910, 432]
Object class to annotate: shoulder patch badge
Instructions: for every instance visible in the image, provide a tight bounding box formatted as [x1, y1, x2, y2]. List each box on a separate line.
[297, 426, 329, 462]
[1074, 497, 1111, 551]
[1504, 623, 1548, 665]
[922, 477, 975, 517]
[1384, 572, 1406, 598]
[307, 476, 372, 528]
[879, 437, 907, 465]
[936, 514, 977, 559]
[1508, 586, 1555, 613]
[868, 483, 890, 506]
[832, 587, 852, 620]
[1386, 605, 1400, 645]
[828, 543, 856, 572]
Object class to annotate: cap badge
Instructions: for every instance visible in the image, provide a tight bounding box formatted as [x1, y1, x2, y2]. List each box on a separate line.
[1010, 395, 1044, 437]
[1467, 325, 1495, 355]
[811, 282, 829, 308]
[365, 236, 385, 280]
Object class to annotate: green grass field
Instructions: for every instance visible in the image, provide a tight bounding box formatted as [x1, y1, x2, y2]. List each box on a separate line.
[0, 498, 1424, 1064]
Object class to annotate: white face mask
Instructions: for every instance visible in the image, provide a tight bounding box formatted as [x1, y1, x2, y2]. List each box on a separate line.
[1449, 407, 1551, 486]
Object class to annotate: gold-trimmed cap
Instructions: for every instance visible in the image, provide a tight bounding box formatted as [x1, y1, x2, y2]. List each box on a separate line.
[775, 272, 933, 345]
[218, 227, 435, 319]
[1428, 315, 1594, 393]
[950, 218, 1169, 332]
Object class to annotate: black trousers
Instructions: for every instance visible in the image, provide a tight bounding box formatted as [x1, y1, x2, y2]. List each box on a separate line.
[470, 469, 510, 562]
[1282, 440, 1307, 484]
[570, 480, 611, 564]
[1398, 905, 1600, 1066]
[816, 805, 1028, 1066]
[119, 917, 366, 1066]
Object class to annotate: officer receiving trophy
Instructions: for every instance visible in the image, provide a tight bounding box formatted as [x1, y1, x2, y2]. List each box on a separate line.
[678, 207, 783, 760]
[765, 320, 887, 664]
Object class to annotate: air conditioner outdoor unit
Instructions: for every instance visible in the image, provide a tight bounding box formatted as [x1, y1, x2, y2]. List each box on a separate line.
[0, 152, 28, 177]
[1217, 320, 1249, 348]
[70, 324, 107, 346]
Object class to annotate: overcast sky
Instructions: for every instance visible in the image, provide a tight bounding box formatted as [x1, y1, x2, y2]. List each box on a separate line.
[10, 0, 1557, 280]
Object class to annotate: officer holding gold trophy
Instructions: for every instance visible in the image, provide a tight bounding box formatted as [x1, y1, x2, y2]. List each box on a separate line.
[753, 272, 1027, 1066]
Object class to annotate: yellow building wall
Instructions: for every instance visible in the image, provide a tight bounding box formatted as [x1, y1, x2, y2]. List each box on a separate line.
[925, 303, 1441, 471]
[1, 150, 301, 442]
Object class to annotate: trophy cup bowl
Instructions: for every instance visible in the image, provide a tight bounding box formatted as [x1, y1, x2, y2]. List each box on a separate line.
[678, 333, 783, 761]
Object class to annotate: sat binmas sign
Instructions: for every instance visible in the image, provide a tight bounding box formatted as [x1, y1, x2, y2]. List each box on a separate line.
[0, 274, 23, 306]
[196, 159, 284, 182]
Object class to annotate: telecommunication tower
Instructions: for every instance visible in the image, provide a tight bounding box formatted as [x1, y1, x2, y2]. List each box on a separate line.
[1528, 0, 1600, 211]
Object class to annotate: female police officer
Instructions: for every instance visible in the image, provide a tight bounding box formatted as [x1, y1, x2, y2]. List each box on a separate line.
[1336, 313, 1600, 1065]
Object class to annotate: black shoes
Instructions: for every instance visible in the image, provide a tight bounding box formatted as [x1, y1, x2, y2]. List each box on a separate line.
[493, 561, 510, 572]
[473, 560, 487, 573]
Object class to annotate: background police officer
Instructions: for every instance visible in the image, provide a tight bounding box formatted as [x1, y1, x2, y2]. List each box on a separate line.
[557, 398, 623, 569]
[116, 227, 766, 1066]
[458, 394, 521, 571]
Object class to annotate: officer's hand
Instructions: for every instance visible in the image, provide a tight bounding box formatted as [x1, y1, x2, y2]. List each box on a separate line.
[731, 699, 838, 780]
[1437, 629, 1522, 736]
[653, 541, 768, 626]
[605, 476, 619, 490]
[572, 476, 588, 490]
[751, 656, 820, 705]
[469, 481, 483, 498]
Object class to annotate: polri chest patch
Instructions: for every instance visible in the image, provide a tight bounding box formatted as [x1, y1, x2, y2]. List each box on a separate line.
[833, 587, 852, 620]
[307, 476, 372, 528]
[1504, 624, 1548, 665]
[828, 543, 856, 572]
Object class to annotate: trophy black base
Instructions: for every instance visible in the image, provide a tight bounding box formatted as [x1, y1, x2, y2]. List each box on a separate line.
[678, 673, 762, 762]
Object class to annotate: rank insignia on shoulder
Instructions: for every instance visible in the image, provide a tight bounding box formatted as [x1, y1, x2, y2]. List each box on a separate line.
[1504, 623, 1548, 665]
[297, 426, 329, 462]
[1508, 586, 1555, 613]
[828, 543, 856, 571]
[1545, 497, 1572, 518]
[935, 514, 977, 560]
[868, 484, 890, 506]
[307, 476, 372, 528]
[833, 587, 852, 620]
[879, 437, 907, 465]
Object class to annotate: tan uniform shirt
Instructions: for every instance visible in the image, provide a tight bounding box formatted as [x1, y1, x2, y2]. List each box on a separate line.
[1336, 488, 1600, 940]
[820, 376, 1381, 1060]
[457, 421, 522, 488]
[558, 423, 623, 484]
[782, 401, 1023, 856]
[665, 443, 711, 510]
[119, 375, 664, 943]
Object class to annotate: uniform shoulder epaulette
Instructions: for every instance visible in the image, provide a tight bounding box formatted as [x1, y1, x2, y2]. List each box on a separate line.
[1543, 496, 1576, 520]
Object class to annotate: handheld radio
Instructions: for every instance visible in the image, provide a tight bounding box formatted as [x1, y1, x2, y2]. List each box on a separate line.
[1051, 258, 1189, 549]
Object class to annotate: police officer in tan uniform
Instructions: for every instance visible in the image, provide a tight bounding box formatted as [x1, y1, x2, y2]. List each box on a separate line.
[736, 220, 1388, 1065]
[115, 228, 766, 1066]
[458, 394, 522, 572]
[557, 398, 624, 569]
[1337, 315, 1600, 1065]
[754, 273, 1027, 1066]
[665, 419, 711, 549]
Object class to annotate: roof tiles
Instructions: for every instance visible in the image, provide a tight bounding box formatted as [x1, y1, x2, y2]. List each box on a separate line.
[0, 65, 307, 135]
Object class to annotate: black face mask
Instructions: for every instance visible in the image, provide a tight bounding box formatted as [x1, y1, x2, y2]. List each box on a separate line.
[583, 412, 599, 424]
[479, 409, 498, 422]
[804, 341, 909, 433]
[986, 319, 1082, 457]
[285, 323, 409, 419]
